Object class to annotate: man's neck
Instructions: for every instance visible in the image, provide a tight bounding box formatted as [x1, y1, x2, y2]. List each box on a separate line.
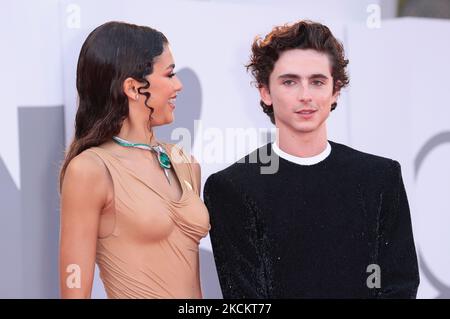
[276, 124, 328, 158]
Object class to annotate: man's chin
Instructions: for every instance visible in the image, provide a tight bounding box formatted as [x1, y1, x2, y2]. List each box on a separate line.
[291, 124, 319, 134]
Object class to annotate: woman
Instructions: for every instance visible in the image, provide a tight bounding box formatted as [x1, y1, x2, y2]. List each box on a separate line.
[59, 21, 210, 299]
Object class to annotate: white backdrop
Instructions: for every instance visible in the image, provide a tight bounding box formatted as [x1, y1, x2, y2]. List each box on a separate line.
[347, 18, 450, 298]
[0, 0, 64, 298]
[1, 0, 448, 299]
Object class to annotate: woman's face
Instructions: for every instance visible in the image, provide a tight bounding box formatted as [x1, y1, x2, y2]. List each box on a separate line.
[139, 44, 183, 126]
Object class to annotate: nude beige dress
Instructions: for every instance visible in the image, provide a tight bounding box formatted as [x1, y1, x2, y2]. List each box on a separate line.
[85, 144, 210, 298]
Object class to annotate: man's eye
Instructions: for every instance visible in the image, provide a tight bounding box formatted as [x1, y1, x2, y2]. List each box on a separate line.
[168, 72, 176, 78]
[312, 80, 324, 86]
[283, 80, 295, 86]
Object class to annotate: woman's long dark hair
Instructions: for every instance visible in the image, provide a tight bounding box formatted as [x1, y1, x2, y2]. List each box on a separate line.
[59, 21, 168, 190]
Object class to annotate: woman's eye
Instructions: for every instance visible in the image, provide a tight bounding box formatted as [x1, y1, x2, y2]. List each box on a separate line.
[168, 72, 176, 78]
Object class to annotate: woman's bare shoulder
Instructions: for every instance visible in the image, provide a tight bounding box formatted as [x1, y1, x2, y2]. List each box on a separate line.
[63, 148, 112, 195]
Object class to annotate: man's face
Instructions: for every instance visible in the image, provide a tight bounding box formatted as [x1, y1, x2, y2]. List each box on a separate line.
[259, 49, 338, 135]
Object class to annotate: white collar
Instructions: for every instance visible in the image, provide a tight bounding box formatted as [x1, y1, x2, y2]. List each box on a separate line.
[272, 141, 331, 166]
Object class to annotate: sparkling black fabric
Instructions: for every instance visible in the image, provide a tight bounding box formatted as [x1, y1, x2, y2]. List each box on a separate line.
[204, 141, 419, 298]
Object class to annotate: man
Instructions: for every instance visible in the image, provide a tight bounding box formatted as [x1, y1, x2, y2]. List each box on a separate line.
[203, 20, 419, 298]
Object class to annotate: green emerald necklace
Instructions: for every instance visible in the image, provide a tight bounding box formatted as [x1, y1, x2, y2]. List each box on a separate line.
[112, 136, 172, 184]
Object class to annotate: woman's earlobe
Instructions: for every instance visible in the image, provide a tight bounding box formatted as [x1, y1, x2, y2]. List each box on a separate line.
[123, 78, 139, 100]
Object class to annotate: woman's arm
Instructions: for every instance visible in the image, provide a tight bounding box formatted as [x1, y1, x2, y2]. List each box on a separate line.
[59, 151, 111, 298]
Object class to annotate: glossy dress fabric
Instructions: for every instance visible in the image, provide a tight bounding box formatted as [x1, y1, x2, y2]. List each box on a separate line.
[204, 141, 419, 298]
[86, 144, 210, 298]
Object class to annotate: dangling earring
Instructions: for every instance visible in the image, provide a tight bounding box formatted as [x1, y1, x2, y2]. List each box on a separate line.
[135, 94, 139, 100]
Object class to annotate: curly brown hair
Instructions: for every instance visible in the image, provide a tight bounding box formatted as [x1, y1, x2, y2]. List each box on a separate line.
[246, 20, 350, 124]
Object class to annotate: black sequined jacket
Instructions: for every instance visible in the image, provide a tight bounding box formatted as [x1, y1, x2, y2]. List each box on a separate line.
[204, 141, 419, 298]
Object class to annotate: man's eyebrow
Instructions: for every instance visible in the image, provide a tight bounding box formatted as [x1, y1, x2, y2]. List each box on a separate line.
[310, 73, 329, 80]
[278, 73, 330, 80]
[278, 73, 300, 79]
[166, 64, 175, 70]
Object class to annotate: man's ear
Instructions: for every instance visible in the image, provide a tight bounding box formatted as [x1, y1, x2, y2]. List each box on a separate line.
[258, 85, 273, 106]
[331, 88, 340, 106]
[123, 77, 139, 101]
